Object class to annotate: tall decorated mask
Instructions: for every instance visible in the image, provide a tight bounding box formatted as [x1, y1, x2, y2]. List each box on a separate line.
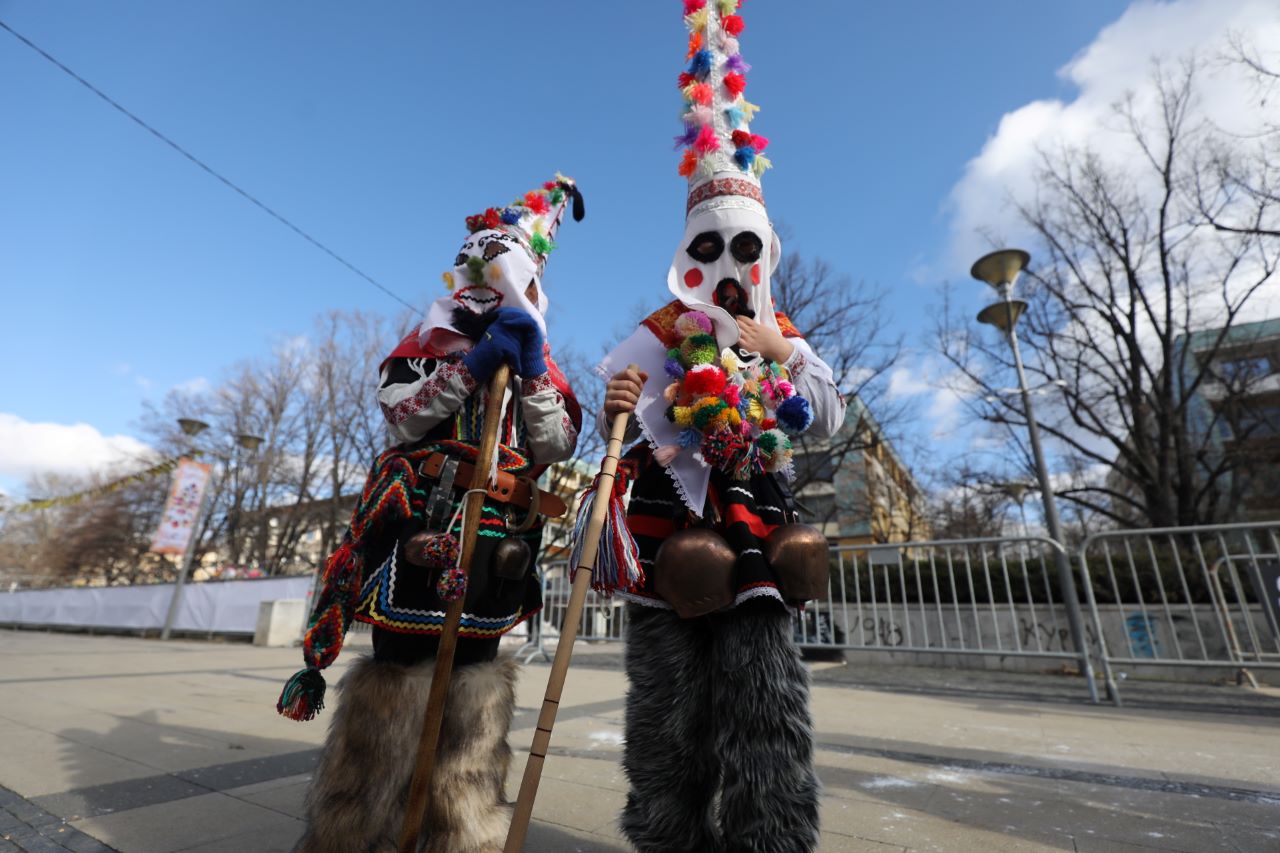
[419, 176, 584, 356]
[666, 0, 779, 349]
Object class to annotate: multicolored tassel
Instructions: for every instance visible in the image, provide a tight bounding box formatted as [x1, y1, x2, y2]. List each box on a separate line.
[568, 473, 643, 596]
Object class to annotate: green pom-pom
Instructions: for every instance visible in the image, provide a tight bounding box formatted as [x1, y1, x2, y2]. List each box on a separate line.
[549, 187, 565, 205]
[530, 233, 556, 256]
[691, 399, 727, 430]
[757, 431, 779, 453]
[466, 256, 486, 285]
[681, 333, 718, 366]
[277, 668, 327, 722]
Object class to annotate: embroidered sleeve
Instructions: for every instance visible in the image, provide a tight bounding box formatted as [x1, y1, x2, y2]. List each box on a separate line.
[377, 357, 478, 444]
[785, 338, 846, 440]
[520, 372, 579, 464]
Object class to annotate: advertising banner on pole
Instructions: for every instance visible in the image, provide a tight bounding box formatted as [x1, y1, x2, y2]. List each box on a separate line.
[151, 458, 212, 555]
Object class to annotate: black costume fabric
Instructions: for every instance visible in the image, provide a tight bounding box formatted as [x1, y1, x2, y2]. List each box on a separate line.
[352, 356, 543, 640]
[622, 444, 799, 609]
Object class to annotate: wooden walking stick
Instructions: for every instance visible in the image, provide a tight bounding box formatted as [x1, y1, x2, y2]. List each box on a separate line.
[397, 364, 511, 853]
[504, 370, 643, 852]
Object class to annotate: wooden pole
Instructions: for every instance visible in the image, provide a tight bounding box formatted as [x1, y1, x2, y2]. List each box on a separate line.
[397, 365, 511, 853]
[503, 399, 635, 852]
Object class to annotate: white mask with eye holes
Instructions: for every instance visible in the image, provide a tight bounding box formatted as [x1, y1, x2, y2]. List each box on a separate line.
[666, 205, 782, 352]
[419, 228, 548, 355]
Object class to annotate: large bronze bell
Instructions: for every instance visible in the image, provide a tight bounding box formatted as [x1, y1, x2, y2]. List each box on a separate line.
[491, 537, 532, 581]
[765, 523, 830, 603]
[652, 528, 736, 618]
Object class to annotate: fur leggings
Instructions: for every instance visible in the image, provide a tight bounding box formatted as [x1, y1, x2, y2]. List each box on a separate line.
[621, 600, 821, 853]
[293, 654, 518, 853]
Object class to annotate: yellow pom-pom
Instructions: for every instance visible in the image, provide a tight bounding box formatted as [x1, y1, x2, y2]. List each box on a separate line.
[442, 271, 455, 291]
[740, 99, 761, 122]
[721, 351, 740, 373]
[685, 8, 708, 31]
[727, 408, 742, 427]
[673, 406, 693, 427]
[746, 398, 765, 423]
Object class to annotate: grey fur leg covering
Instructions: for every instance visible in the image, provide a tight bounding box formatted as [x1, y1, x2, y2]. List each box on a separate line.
[421, 655, 519, 853]
[293, 656, 430, 853]
[620, 605, 724, 853]
[712, 604, 820, 853]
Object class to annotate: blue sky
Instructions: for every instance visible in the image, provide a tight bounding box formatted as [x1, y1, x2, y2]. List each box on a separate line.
[0, 0, 1160, 497]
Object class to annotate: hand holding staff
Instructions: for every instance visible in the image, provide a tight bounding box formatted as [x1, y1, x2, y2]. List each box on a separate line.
[504, 366, 644, 852]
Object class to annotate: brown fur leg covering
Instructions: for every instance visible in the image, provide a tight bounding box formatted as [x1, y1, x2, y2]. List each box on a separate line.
[293, 655, 519, 853]
[421, 655, 519, 853]
[293, 656, 430, 853]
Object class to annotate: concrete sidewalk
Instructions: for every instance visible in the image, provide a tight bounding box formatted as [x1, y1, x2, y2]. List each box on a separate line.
[0, 628, 1277, 852]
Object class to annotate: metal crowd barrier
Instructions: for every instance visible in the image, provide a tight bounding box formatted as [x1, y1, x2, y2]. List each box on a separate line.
[515, 562, 629, 664]
[802, 538, 1096, 700]
[1075, 522, 1280, 704]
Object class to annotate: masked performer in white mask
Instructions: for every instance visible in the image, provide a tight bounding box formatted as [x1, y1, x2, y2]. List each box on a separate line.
[280, 176, 584, 853]
[597, 4, 845, 850]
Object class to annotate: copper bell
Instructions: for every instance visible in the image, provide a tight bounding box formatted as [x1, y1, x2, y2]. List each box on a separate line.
[491, 538, 532, 581]
[764, 523, 829, 603]
[403, 531, 438, 567]
[653, 528, 735, 618]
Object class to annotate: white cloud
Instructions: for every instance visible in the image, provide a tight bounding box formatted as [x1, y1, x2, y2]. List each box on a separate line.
[0, 414, 153, 489]
[944, 0, 1280, 276]
[172, 376, 212, 396]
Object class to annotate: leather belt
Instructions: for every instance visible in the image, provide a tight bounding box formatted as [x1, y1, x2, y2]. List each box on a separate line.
[418, 452, 568, 519]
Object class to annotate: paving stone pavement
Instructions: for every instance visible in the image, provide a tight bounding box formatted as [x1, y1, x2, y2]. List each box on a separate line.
[0, 627, 1278, 852]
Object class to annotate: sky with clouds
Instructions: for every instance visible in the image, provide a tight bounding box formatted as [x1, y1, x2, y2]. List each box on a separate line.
[2, 0, 1278, 500]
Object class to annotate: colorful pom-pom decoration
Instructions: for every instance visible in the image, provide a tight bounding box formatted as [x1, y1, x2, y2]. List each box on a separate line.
[777, 395, 813, 435]
[723, 72, 747, 99]
[685, 364, 727, 396]
[436, 564, 467, 602]
[442, 271, 455, 291]
[721, 14, 745, 36]
[674, 310, 714, 337]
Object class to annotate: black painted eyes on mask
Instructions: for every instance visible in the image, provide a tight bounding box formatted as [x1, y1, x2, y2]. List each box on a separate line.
[454, 252, 468, 267]
[686, 231, 724, 263]
[730, 231, 763, 264]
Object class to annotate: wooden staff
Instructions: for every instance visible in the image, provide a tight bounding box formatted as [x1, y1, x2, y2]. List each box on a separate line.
[504, 387, 636, 852]
[398, 364, 511, 853]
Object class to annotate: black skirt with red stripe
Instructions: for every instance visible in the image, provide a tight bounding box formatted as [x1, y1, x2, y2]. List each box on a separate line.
[622, 446, 799, 611]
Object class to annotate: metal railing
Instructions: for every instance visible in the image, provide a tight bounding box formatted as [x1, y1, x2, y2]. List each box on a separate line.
[519, 540, 1100, 702]
[1075, 521, 1280, 704]
[797, 537, 1098, 702]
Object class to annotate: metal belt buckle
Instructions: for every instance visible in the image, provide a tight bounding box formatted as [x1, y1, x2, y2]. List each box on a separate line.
[423, 457, 460, 531]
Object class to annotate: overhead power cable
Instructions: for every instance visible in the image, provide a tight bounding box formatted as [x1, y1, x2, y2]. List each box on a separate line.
[0, 18, 417, 313]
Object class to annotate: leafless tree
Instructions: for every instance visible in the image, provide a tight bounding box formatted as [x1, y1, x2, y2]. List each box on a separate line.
[772, 231, 907, 531]
[937, 59, 1280, 528]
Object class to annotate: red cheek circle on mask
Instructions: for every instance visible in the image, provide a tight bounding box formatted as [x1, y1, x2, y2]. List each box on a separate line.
[750, 264, 761, 285]
[684, 268, 704, 288]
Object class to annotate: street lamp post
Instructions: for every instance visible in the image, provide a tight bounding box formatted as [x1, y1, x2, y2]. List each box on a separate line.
[973, 249, 1100, 703]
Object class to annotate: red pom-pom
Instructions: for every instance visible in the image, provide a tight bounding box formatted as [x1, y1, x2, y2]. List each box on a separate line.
[683, 0, 706, 14]
[722, 14, 745, 35]
[465, 213, 485, 232]
[693, 124, 719, 154]
[686, 365, 727, 396]
[678, 149, 698, 177]
[543, 181, 557, 191]
[524, 191, 550, 215]
[723, 72, 747, 98]
[731, 129, 752, 148]
[483, 207, 501, 229]
[761, 417, 777, 430]
[677, 71, 696, 89]
[750, 134, 769, 151]
[689, 82, 713, 105]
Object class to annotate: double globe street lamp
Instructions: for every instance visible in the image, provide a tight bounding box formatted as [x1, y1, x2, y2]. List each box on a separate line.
[972, 250, 1100, 702]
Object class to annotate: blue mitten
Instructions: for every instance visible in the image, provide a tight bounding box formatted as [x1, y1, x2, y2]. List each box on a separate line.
[462, 308, 538, 382]
[519, 323, 547, 379]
